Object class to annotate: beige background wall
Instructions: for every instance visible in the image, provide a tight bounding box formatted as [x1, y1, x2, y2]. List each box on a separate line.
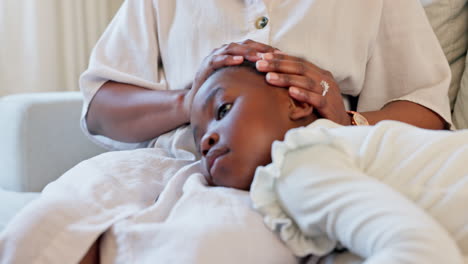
[0, 0, 124, 97]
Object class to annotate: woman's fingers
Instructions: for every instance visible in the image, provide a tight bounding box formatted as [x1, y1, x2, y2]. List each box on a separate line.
[257, 52, 330, 76]
[256, 57, 305, 75]
[264, 52, 303, 63]
[194, 40, 276, 85]
[266, 72, 323, 94]
[210, 54, 244, 68]
[289, 84, 351, 126]
[237, 39, 278, 53]
[257, 51, 351, 126]
[187, 40, 282, 116]
[193, 54, 243, 89]
[289, 86, 326, 109]
[195, 40, 278, 87]
[217, 41, 277, 61]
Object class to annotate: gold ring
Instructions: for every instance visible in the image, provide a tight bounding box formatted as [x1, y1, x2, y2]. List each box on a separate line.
[320, 80, 329, 96]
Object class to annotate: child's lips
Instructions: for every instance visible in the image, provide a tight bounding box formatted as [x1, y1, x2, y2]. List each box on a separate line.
[205, 147, 230, 177]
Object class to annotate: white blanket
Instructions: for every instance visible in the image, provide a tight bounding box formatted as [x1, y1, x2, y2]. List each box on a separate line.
[0, 143, 296, 263]
[251, 119, 468, 263]
[2, 120, 467, 264]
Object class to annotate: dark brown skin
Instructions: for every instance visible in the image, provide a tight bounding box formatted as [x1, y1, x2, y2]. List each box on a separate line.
[255, 51, 446, 129]
[86, 40, 280, 143]
[87, 40, 445, 145]
[87, 83, 188, 143]
[190, 66, 317, 190]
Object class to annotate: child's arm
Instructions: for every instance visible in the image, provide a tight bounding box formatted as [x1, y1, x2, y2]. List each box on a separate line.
[257, 143, 463, 263]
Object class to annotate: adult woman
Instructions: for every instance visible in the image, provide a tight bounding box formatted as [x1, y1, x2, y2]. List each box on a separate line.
[82, 0, 450, 154]
[0, 1, 452, 263]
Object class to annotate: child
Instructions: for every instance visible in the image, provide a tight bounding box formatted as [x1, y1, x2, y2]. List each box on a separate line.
[190, 60, 318, 191]
[190, 61, 468, 263]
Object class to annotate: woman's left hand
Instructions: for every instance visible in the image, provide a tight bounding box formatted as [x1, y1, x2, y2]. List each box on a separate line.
[256, 52, 351, 126]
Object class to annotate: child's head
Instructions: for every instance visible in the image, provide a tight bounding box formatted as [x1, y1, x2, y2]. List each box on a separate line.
[190, 61, 318, 190]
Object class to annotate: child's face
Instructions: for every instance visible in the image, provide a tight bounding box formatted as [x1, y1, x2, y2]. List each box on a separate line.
[190, 67, 293, 190]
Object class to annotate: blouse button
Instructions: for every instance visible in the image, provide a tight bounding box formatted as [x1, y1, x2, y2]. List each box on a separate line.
[255, 16, 269, 29]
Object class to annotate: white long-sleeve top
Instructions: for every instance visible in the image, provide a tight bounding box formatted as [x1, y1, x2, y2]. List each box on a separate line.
[80, 0, 452, 150]
[251, 119, 468, 263]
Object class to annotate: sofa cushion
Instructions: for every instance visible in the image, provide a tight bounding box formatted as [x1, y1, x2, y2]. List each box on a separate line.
[424, 0, 468, 110]
[0, 92, 107, 192]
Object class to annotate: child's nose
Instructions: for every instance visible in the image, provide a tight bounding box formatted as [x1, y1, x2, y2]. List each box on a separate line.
[200, 132, 220, 156]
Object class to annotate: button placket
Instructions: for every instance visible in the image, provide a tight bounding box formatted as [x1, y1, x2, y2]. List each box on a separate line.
[244, 1, 271, 43]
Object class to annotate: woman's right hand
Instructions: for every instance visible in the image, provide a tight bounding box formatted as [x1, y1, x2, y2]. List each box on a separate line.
[183, 39, 278, 118]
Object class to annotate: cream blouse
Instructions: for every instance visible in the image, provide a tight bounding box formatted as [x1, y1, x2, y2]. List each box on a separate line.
[80, 0, 452, 151]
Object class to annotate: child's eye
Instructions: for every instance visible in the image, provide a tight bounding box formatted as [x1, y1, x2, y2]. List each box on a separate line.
[216, 103, 232, 120]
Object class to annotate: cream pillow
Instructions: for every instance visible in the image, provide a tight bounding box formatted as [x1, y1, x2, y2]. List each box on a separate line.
[424, 0, 468, 111]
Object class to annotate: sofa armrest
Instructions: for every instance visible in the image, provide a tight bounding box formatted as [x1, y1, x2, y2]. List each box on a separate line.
[0, 92, 107, 192]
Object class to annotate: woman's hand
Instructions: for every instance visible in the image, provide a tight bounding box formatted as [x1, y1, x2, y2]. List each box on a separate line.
[183, 40, 278, 117]
[256, 52, 351, 126]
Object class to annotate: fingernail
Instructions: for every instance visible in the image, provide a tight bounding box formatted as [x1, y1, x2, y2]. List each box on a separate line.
[263, 53, 274, 60]
[267, 72, 278, 81]
[233, 56, 243, 61]
[274, 50, 286, 54]
[290, 87, 301, 96]
[256, 60, 268, 68]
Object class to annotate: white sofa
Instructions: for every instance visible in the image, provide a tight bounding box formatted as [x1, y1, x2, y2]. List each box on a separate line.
[0, 92, 107, 230]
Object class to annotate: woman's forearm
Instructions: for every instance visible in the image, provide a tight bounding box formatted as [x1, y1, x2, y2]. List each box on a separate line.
[361, 100, 446, 130]
[86, 81, 190, 143]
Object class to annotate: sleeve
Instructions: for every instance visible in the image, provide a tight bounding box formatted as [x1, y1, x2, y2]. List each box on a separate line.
[358, 0, 453, 128]
[250, 122, 463, 263]
[79, 0, 167, 150]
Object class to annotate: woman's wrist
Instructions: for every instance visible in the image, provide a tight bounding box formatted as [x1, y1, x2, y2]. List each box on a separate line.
[347, 111, 369, 126]
[178, 88, 191, 124]
[359, 101, 446, 129]
[87, 81, 195, 142]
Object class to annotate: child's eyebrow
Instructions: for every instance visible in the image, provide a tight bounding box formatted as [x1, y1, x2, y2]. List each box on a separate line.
[202, 86, 225, 112]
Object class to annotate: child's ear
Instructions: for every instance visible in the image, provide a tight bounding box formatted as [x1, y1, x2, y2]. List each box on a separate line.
[288, 97, 314, 121]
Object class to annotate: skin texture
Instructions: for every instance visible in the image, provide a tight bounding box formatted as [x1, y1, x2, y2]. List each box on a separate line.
[87, 40, 445, 145]
[190, 65, 316, 190]
[256, 51, 447, 129]
[86, 40, 279, 143]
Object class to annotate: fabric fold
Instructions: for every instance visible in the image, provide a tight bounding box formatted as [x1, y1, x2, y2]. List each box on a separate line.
[251, 119, 341, 257]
